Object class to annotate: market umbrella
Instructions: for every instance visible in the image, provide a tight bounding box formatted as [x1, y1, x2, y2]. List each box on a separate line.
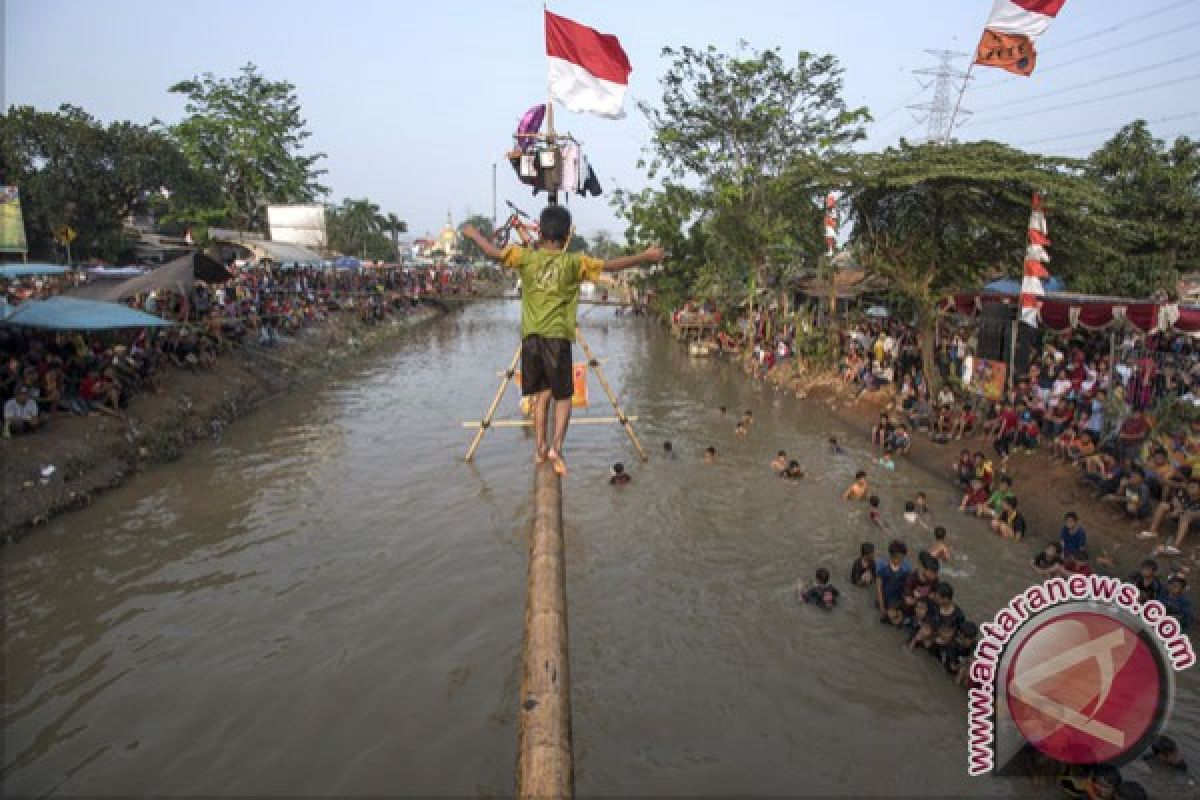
[333, 255, 361, 270]
[0, 263, 70, 279]
[1, 296, 174, 330]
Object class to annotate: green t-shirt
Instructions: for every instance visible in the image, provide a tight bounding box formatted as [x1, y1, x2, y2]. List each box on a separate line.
[502, 246, 604, 341]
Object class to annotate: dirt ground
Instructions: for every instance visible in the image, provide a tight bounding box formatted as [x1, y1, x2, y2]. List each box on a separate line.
[1, 306, 443, 540]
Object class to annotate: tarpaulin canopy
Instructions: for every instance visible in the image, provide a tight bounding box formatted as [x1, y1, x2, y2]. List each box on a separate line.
[1, 296, 173, 330]
[69, 253, 230, 301]
[0, 263, 70, 279]
[984, 276, 1065, 294]
[333, 255, 361, 269]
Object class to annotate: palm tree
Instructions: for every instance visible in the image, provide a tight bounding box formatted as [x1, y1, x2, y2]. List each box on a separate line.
[339, 197, 385, 259]
[385, 212, 406, 259]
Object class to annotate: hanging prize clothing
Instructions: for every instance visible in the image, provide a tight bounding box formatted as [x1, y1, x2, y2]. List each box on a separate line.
[561, 141, 581, 195]
[577, 157, 603, 197]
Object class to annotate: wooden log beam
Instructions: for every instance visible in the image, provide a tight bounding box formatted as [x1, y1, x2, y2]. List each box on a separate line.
[461, 416, 637, 428]
[517, 462, 573, 799]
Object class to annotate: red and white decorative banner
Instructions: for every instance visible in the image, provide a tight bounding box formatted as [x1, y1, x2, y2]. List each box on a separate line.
[1020, 192, 1051, 327]
[974, 0, 1067, 77]
[824, 192, 837, 257]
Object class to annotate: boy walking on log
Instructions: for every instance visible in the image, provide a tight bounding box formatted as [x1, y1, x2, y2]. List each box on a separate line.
[463, 206, 662, 476]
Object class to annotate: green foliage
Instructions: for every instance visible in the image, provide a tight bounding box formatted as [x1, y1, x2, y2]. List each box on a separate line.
[589, 230, 625, 261]
[167, 63, 327, 232]
[620, 43, 869, 314]
[458, 214, 494, 261]
[0, 104, 215, 261]
[1085, 121, 1200, 296]
[326, 197, 396, 261]
[847, 139, 1121, 310]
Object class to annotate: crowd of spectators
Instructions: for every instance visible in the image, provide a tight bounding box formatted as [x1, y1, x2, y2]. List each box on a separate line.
[2, 261, 471, 438]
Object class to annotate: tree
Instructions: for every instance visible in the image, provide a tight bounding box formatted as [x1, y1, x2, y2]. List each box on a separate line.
[845, 139, 1121, 388]
[326, 197, 395, 261]
[590, 229, 624, 261]
[384, 212, 407, 256]
[0, 104, 214, 261]
[1086, 122, 1200, 296]
[621, 44, 869, 314]
[566, 232, 589, 254]
[458, 214, 494, 260]
[167, 63, 327, 232]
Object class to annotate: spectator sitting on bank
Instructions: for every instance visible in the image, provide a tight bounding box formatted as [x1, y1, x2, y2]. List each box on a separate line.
[1110, 467, 1153, 521]
[3, 385, 42, 436]
[1159, 575, 1193, 632]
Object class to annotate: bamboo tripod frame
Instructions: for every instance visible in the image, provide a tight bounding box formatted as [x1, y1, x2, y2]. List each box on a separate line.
[462, 328, 647, 462]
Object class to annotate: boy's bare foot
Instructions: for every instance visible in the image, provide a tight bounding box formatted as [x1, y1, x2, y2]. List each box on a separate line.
[535, 448, 548, 464]
[547, 450, 568, 477]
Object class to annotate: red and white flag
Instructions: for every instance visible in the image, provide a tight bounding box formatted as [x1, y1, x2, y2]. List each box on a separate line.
[545, 10, 632, 119]
[1020, 192, 1051, 327]
[974, 0, 1067, 77]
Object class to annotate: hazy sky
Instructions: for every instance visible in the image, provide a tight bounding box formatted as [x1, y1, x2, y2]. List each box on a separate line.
[5, 0, 1199, 240]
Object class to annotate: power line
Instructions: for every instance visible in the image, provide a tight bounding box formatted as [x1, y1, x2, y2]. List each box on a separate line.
[870, 85, 933, 127]
[971, 20, 1200, 91]
[968, 51, 1200, 115]
[1014, 112, 1200, 147]
[966, 73, 1200, 128]
[1048, 0, 1196, 52]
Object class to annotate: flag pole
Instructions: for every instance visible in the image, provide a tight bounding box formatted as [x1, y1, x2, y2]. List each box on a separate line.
[945, 61, 974, 145]
[544, 4, 559, 205]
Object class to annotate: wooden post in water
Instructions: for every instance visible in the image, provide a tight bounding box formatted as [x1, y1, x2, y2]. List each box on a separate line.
[517, 461, 573, 799]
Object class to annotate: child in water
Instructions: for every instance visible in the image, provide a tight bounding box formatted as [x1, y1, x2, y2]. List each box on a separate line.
[844, 470, 869, 501]
[704, 446, 718, 463]
[868, 495, 886, 528]
[829, 436, 845, 454]
[735, 421, 747, 437]
[930, 526, 952, 561]
[851, 542, 876, 586]
[771, 450, 788, 471]
[609, 463, 632, 485]
[780, 460, 805, 481]
[799, 568, 839, 610]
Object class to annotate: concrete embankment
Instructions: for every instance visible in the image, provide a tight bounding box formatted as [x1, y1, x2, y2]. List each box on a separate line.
[1, 303, 456, 541]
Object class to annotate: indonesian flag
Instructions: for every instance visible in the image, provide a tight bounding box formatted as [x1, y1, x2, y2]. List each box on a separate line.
[546, 10, 632, 119]
[974, 0, 1067, 77]
[1020, 192, 1052, 326]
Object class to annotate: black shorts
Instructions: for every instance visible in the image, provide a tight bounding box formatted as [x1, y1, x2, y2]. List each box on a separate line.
[521, 335, 573, 399]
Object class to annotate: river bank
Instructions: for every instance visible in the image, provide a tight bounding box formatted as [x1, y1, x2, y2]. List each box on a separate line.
[1, 304, 453, 541]
[742, 349, 1199, 583]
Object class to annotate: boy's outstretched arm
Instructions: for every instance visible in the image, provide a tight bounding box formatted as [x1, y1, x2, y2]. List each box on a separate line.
[603, 246, 665, 272]
[462, 225, 507, 261]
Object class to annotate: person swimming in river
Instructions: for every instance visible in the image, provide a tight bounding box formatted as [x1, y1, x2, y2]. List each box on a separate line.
[868, 495, 887, 528]
[704, 446, 717, 463]
[829, 436, 845, 455]
[851, 542, 876, 586]
[609, 463, 631, 485]
[735, 421, 747, 437]
[463, 207, 663, 476]
[799, 567, 839, 610]
[780, 460, 804, 481]
[929, 526, 951, 561]
[878, 448, 896, 471]
[844, 470, 869, 501]
[771, 450, 788, 471]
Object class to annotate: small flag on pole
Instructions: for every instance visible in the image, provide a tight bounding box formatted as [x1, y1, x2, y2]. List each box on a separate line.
[545, 10, 632, 119]
[824, 193, 838, 257]
[1020, 192, 1051, 327]
[974, 0, 1067, 77]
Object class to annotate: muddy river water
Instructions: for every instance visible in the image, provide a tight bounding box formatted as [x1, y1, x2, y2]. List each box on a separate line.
[2, 301, 1196, 796]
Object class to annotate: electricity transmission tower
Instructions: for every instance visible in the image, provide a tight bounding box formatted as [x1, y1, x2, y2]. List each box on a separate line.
[908, 49, 973, 144]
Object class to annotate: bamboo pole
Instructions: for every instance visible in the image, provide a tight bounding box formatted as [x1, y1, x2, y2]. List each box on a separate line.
[465, 343, 522, 462]
[462, 416, 637, 428]
[517, 462, 573, 800]
[574, 327, 647, 461]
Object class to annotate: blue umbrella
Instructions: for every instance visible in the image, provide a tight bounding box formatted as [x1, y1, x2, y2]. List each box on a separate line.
[333, 255, 361, 270]
[0, 263, 70, 279]
[1, 296, 174, 330]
